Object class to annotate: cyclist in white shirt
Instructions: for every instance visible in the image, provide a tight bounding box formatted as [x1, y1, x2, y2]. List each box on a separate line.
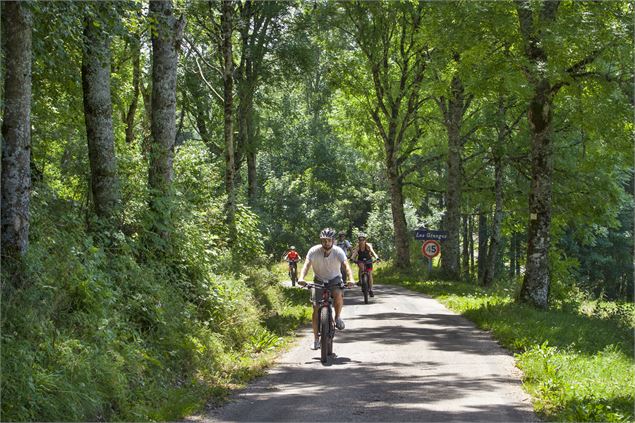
[298, 228, 355, 350]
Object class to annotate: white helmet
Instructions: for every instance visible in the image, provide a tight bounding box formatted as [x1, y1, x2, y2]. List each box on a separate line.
[320, 227, 336, 239]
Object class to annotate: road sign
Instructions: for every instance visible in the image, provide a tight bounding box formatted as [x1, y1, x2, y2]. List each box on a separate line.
[414, 228, 448, 241]
[422, 240, 441, 259]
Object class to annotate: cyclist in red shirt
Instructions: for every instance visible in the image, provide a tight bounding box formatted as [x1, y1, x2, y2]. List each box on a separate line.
[283, 246, 301, 262]
[283, 246, 302, 284]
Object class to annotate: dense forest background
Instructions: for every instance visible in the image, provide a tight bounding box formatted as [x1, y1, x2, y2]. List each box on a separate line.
[1, 0, 633, 421]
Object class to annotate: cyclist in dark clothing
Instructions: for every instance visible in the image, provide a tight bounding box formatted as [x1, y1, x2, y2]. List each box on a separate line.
[350, 232, 380, 297]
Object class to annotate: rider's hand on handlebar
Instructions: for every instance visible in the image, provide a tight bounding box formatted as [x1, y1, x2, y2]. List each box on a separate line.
[298, 280, 307, 287]
[346, 281, 354, 288]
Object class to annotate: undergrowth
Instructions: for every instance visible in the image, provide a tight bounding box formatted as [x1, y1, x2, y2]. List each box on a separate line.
[1, 189, 311, 422]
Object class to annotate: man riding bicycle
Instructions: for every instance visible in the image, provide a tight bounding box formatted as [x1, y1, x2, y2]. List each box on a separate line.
[350, 232, 380, 297]
[298, 228, 355, 350]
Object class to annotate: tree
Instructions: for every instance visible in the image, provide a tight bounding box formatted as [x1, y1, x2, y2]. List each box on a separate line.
[235, 1, 285, 205]
[148, 0, 183, 235]
[341, 1, 430, 268]
[82, 3, 121, 222]
[436, 68, 473, 279]
[1, 1, 33, 264]
[221, 0, 236, 234]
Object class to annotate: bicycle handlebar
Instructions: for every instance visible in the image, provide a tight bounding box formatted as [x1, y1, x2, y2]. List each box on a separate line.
[297, 280, 352, 289]
[351, 258, 381, 264]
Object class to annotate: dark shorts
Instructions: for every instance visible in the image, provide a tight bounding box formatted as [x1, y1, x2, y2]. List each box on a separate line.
[310, 276, 344, 305]
[356, 259, 373, 271]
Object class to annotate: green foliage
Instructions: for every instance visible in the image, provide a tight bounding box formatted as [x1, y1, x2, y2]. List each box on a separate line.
[1, 186, 308, 421]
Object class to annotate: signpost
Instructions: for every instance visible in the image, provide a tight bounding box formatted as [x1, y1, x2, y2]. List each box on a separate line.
[415, 228, 445, 272]
[422, 240, 441, 272]
[414, 228, 448, 241]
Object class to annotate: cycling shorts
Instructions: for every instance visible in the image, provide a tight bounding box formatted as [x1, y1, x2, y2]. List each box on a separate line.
[310, 276, 344, 305]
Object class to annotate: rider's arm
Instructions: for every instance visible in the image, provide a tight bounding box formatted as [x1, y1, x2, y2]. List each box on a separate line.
[343, 259, 355, 285]
[298, 258, 312, 282]
[368, 243, 379, 259]
[350, 246, 358, 261]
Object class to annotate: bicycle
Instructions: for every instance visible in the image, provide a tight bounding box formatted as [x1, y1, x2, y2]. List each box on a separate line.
[352, 258, 380, 304]
[286, 259, 299, 286]
[298, 278, 342, 364]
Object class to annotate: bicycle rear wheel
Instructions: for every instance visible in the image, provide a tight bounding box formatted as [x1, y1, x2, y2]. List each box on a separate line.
[320, 307, 329, 363]
[361, 274, 369, 304]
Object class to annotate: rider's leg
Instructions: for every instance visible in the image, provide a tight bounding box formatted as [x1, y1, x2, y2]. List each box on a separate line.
[333, 289, 344, 319]
[311, 305, 319, 339]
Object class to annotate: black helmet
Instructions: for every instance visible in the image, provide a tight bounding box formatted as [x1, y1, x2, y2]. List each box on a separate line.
[320, 228, 336, 239]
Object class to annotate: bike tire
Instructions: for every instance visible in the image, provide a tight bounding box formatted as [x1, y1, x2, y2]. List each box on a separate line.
[291, 267, 296, 286]
[328, 310, 334, 356]
[320, 308, 329, 363]
[361, 274, 369, 304]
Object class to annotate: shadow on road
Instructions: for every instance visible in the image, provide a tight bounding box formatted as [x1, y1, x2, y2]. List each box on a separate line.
[199, 360, 535, 422]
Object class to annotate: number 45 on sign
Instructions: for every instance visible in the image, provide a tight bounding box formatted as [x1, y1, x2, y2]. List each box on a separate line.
[422, 240, 441, 271]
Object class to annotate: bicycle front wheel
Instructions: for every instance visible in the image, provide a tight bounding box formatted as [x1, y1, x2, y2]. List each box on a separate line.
[320, 307, 329, 363]
[361, 274, 369, 304]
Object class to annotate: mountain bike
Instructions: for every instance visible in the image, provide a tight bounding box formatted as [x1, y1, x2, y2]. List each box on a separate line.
[352, 258, 380, 304]
[298, 278, 342, 364]
[286, 259, 299, 286]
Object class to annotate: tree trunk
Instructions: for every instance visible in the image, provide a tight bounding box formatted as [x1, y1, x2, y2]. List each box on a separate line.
[482, 156, 504, 286]
[1, 1, 32, 262]
[82, 8, 121, 222]
[519, 80, 554, 308]
[516, 232, 522, 276]
[509, 232, 517, 277]
[221, 0, 236, 230]
[148, 0, 181, 234]
[237, 84, 256, 205]
[125, 35, 141, 145]
[439, 75, 465, 279]
[477, 210, 488, 280]
[469, 214, 475, 276]
[462, 214, 469, 279]
[386, 158, 410, 268]
[247, 150, 257, 205]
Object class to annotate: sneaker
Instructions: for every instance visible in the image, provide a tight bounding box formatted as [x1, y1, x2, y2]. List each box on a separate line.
[369, 290, 374, 297]
[335, 317, 345, 330]
[312, 339, 320, 350]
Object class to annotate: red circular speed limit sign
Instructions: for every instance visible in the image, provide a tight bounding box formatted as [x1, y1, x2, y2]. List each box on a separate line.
[422, 240, 441, 259]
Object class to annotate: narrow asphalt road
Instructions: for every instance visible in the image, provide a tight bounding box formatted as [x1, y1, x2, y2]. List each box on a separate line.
[186, 284, 537, 422]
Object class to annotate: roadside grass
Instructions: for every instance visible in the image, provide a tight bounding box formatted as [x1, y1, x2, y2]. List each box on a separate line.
[146, 268, 312, 421]
[376, 265, 635, 423]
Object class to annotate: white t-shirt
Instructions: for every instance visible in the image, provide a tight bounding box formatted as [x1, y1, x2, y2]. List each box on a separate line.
[306, 245, 347, 281]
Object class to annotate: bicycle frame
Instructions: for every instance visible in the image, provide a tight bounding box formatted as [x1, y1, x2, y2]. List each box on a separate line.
[299, 279, 337, 363]
[286, 259, 299, 286]
[353, 258, 378, 304]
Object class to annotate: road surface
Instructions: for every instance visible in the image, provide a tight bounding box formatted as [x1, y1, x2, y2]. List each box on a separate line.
[186, 284, 537, 422]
